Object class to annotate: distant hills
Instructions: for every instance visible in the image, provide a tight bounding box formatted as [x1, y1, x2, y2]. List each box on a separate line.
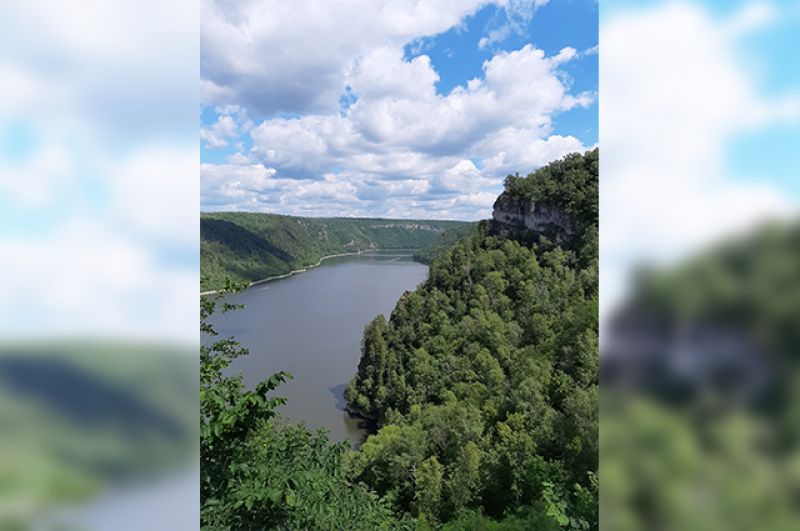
[199, 150, 599, 528]
[200, 212, 471, 291]
[0, 342, 196, 529]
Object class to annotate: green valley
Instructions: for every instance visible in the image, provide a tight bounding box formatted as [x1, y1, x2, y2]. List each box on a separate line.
[200, 150, 598, 529]
[201, 213, 471, 292]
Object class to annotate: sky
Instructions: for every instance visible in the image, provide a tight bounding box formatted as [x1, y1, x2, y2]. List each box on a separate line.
[600, 0, 800, 324]
[200, 0, 599, 220]
[1, 0, 797, 345]
[0, 0, 199, 344]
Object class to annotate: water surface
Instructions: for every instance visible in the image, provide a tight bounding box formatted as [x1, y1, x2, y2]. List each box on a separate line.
[208, 251, 428, 447]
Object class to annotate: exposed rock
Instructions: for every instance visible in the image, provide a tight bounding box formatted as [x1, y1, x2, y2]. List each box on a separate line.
[491, 192, 573, 241]
[602, 312, 769, 406]
[369, 223, 445, 232]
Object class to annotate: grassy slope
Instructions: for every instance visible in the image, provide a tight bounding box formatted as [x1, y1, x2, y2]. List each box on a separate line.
[201, 212, 470, 291]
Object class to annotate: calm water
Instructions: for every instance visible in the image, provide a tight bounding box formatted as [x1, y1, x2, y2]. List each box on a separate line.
[207, 251, 428, 447]
[40, 466, 199, 531]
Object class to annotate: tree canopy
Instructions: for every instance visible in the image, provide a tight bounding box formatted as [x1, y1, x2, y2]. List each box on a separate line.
[200, 150, 599, 529]
[346, 150, 598, 527]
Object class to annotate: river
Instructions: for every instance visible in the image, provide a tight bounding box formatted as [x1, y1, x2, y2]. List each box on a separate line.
[206, 251, 428, 447]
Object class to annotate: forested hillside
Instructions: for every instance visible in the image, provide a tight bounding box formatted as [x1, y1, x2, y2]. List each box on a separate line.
[200, 150, 598, 529]
[201, 213, 469, 291]
[346, 149, 598, 527]
[413, 223, 478, 264]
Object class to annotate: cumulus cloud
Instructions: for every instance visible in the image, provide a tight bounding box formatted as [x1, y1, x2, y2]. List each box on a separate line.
[111, 146, 200, 247]
[205, 37, 594, 219]
[0, 0, 198, 343]
[200, 114, 237, 148]
[0, 221, 197, 341]
[342, 44, 592, 153]
[600, 1, 799, 324]
[478, 0, 550, 49]
[478, 133, 587, 175]
[348, 46, 440, 101]
[201, 0, 489, 115]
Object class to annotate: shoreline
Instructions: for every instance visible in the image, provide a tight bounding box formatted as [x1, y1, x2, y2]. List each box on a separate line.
[200, 249, 419, 297]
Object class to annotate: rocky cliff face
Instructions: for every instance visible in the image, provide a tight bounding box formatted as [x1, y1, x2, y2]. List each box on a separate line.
[491, 192, 573, 241]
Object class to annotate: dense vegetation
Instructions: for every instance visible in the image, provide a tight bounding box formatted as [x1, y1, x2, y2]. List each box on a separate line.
[200, 284, 413, 529]
[500, 149, 598, 268]
[503, 153, 597, 240]
[602, 220, 800, 530]
[346, 150, 598, 527]
[200, 150, 598, 529]
[413, 223, 478, 264]
[201, 213, 468, 291]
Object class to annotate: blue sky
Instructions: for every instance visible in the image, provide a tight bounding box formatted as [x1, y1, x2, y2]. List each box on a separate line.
[603, 0, 800, 201]
[727, 3, 800, 199]
[404, 1, 598, 146]
[200, 0, 599, 220]
[0, 0, 199, 343]
[600, 0, 800, 321]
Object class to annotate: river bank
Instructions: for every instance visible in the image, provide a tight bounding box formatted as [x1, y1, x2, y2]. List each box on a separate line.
[200, 250, 371, 296]
[204, 251, 429, 447]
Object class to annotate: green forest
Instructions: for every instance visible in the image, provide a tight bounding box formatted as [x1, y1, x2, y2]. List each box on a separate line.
[200, 149, 598, 529]
[201, 213, 469, 291]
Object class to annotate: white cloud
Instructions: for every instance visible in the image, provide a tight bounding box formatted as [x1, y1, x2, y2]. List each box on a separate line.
[600, 1, 798, 327]
[0, 139, 72, 209]
[0, 0, 199, 344]
[549, 46, 578, 66]
[343, 43, 593, 154]
[722, 1, 776, 37]
[201, 106, 255, 149]
[479, 26, 512, 50]
[201, 162, 278, 209]
[201, 114, 237, 148]
[479, 133, 587, 175]
[201, 0, 489, 115]
[250, 116, 335, 173]
[478, 0, 550, 49]
[204, 41, 592, 218]
[111, 146, 200, 247]
[0, 222, 197, 343]
[347, 46, 440, 101]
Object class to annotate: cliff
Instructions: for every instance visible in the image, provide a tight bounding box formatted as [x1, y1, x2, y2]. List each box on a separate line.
[490, 149, 597, 255]
[491, 192, 573, 243]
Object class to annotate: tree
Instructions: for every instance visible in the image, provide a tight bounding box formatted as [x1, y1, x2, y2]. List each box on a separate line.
[200, 282, 412, 529]
[414, 456, 444, 520]
[345, 150, 599, 526]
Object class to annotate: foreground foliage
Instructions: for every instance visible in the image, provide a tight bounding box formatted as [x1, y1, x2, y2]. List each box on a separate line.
[200, 283, 411, 530]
